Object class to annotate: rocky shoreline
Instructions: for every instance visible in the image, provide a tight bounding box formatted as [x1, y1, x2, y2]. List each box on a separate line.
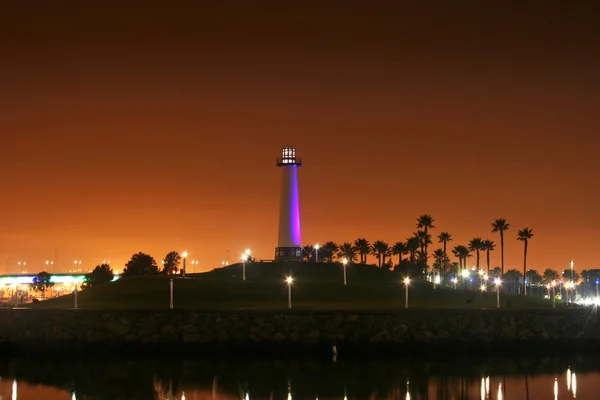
[1, 309, 600, 356]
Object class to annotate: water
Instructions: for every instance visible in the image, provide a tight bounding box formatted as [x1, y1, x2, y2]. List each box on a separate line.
[0, 356, 598, 399]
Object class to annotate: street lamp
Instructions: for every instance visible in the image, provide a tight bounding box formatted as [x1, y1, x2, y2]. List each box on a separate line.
[314, 243, 320, 263]
[190, 260, 198, 273]
[73, 260, 82, 273]
[404, 277, 411, 308]
[596, 279, 599, 299]
[286, 276, 293, 309]
[182, 251, 188, 277]
[570, 260, 574, 282]
[342, 257, 348, 285]
[461, 269, 469, 289]
[451, 277, 458, 289]
[17, 261, 26, 274]
[480, 284, 487, 292]
[241, 253, 249, 281]
[494, 278, 502, 308]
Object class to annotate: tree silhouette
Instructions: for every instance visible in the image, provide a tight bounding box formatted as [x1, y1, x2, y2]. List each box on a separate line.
[414, 230, 432, 263]
[468, 238, 485, 271]
[406, 237, 420, 264]
[123, 252, 159, 277]
[370, 240, 390, 268]
[392, 241, 408, 266]
[162, 251, 181, 274]
[432, 249, 451, 279]
[561, 269, 580, 282]
[482, 239, 495, 276]
[492, 218, 510, 275]
[301, 245, 313, 262]
[517, 228, 534, 295]
[526, 269, 542, 286]
[32, 271, 54, 298]
[542, 268, 559, 284]
[437, 232, 452, 261]
[503, 269, 523, 294]
[321, 242, 338, 262]
[337, 242, 357, 263]
[354, 238, 370, 264]
[417, 214, 435, 266]
[83, 264, 114, 289]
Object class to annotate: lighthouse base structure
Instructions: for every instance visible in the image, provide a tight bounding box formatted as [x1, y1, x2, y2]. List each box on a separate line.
[275, 246, 302, 262]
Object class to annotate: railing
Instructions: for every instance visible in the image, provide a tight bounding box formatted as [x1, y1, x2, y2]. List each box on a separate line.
[276, 157, 302, 165]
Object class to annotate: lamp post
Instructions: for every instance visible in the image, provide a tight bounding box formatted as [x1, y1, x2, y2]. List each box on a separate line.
[404, 277, 410, 309]
[452, 277, 458, 289]
[169, 278, 173, 309]
[73, 260, 82, 273]
[182, 251, 188, 277]
[494, 278, 502, 308]
[342, 257, 348, 286]
[570, 260, 574, 282]
[74, 283, 78, 309]
[286, 277, 293, 309]
[190, 260, 198, 273]
[314, 243, 320, 263]
[18, 261, 26, 274]
[461, 269, 469, 290]
[596, 279, 599, 299]
[546, 283, 551, 299]
[551, 281, 556, 308]
[241, 253, 248, 281]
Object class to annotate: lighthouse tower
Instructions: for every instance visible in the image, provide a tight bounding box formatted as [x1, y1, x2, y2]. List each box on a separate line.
[275, 146, 302, 262]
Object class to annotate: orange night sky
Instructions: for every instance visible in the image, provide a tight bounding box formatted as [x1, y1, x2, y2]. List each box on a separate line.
[0, 2, 598, 274]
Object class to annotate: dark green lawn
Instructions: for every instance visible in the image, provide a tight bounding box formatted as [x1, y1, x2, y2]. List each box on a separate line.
[34, 262, 558, 310]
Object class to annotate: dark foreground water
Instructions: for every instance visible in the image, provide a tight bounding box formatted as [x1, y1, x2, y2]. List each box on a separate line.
[0, 355, 597, 399]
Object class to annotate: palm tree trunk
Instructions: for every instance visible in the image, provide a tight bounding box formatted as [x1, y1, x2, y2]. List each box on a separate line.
[523, 240, 528, 295]
[476, 250, 480, 270]
[378, 254, 382, 268]
[501, 231, 505, 275]
[486, 250, 490, 276]
[398, 254, 401, 265]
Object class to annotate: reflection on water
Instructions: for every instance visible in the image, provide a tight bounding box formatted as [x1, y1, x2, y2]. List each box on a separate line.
[1, 357, 600, 399]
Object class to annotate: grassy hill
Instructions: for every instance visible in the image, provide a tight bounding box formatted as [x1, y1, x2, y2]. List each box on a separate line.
[34, 262, 557, 310]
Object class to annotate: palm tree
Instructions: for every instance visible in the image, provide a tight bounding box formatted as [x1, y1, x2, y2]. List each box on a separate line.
[437, 232, 452, 260]
[301, 245, 313, 262]
[526, 269, 542, 286]
[491, 266, 503, 279]
[452, 246, 463, 271]
[414, 230, 432, 261]
[417, 214, 435, 265]
[432, 249, 450, 278]
[391, 241, 408, 265]
[482, 240, 495, 275]
[492, 218, 510, 275]
[321, 241, 338, 262]
[517, 228, 534, 295]
[457, 246, 471, 270]
[370, 240, 390, 268]
[542, 268, 559, 284]
[468, 238, 485, 271]
[354, 238, 370, 264]
[503, 269, 523, 294]
[337, 242, 357, 263]
[406, 237, 421, 264]
[452, 245, 471, 271]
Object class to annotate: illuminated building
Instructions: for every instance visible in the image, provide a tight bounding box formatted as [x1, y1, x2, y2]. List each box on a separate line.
[275, 146, 302, 261]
